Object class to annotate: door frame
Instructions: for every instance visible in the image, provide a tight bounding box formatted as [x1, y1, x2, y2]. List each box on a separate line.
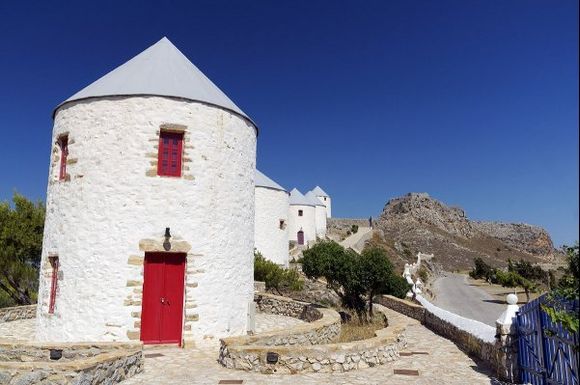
[140, 252, 187, 346]
[297, 230, 305, 245]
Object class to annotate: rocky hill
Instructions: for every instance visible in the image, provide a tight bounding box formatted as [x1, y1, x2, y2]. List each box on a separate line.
[375, 193, 560, 270]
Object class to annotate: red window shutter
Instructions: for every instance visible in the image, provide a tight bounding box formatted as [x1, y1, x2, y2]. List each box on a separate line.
[157, 132, 183, 177]
[48, 256, 59, 314]
[59, 136, 68, 181]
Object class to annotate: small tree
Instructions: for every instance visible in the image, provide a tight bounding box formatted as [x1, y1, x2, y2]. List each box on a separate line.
[469, 257, 497, 283]
[359, 247, 394, 317]
[0, 194, 45, 306]
[302, 241, 366, 317]
[303, 241, 409, 320]
[495, 269, 536, 302]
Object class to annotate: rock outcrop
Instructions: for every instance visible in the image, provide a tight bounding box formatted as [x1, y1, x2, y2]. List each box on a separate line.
[375, 193, 558, 270]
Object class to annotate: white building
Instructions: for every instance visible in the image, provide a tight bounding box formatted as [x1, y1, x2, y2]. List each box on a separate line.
[305, 191, 327, 238]
[311, 186, 331, 218]
[287, 189, 317, 245]
[254, 170, 289, 266]
[36, 37, 257, 347]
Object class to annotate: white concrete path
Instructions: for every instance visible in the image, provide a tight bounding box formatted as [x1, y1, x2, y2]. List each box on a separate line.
[339, 227, 372, 253]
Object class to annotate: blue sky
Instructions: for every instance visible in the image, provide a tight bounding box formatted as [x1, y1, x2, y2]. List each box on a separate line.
[0, 1, 577, 246]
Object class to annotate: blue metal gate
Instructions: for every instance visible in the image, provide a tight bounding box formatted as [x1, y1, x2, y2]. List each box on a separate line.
[516, 294, 579, 385]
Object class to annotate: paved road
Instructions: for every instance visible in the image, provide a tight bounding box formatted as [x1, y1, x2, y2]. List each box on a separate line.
[431, 273, 505, 327]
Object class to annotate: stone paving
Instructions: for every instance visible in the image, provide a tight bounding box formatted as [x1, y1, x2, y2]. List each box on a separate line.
[255, 313, 305, 334]
[0, 318, 35, 340]
[0, 312, 496, 384]
[122, 309, 495, 385]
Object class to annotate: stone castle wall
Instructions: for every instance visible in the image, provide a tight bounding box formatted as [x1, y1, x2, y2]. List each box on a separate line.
[327, 218, 369, 230]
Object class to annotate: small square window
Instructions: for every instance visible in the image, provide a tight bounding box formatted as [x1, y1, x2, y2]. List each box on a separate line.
[298, 210, 303, 217]
[279, 220, 286, 229]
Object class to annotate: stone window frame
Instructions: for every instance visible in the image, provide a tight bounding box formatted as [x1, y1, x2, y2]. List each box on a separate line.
[57, 135, 68, 181]
[146, 124, 194, 180]
[51, 132, 75, 182]
[157, 130, 184, 177]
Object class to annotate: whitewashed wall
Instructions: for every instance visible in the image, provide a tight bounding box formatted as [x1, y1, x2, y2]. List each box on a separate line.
[316, 195, 332, 218]
[288, 205, 316, 244]
[254, 187, 289, 266]
[314, 205, 327, 238]
[37, 96, 256, 346]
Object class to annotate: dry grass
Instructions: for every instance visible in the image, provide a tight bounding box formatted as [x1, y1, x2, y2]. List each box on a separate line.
[337, 313, 387, 343]
[467, 276, 543, 304]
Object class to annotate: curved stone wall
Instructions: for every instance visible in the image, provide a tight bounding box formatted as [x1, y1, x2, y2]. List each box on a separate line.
[219, 301, 410, 374]
[0, 341, 143, 385]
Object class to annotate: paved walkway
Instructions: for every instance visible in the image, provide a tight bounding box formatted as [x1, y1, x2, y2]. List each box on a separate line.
[255, 313, 305, 333]
[0, 318, 35, 340]
[431, 273, 505, 327]
[122, 309, 494, 385]
[339, 226, 372, 253]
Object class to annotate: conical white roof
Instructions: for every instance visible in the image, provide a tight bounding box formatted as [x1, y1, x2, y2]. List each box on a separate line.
[255, 170, 287, 192]
[289, 188, 315, 206]
[311, 186, 329, 197]
[305, 191, 324, 206]
[55, 37, 255, 127]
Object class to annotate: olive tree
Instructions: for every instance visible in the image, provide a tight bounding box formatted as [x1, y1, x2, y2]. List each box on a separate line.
[0, 194, 45, 306]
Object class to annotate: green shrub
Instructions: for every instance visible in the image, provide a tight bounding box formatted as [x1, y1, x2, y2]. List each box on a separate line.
[254, 251, 303, 294]
[543, 244, 579, 334]
[351, 225, 359, 234]
[418, 266, 429, 283]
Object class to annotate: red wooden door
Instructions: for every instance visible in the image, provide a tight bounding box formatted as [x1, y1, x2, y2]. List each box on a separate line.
[141, 253, 186, 345]
[297, 230, 305, 245]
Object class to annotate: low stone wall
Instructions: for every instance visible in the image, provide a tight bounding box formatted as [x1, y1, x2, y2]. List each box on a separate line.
[422, 310, 497, 367]
[219, 305, 411, 374]
[230, 307, 340, 348]
[0, 341, 143, 385]
[254, 281, 266, 293]
[377, 294, 502, 377]
[0, 305, 36, 323]
[255, 293, 322, 321]
[375, 295, 425, 322]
